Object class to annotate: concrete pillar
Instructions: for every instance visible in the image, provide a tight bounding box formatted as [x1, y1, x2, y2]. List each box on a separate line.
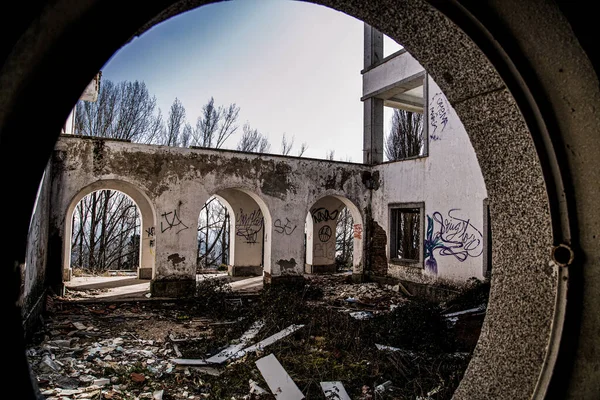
[363, 98, 384, 165]
[363, 23, 384, 165]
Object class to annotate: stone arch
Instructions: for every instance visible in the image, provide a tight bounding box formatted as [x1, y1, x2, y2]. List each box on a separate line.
[209, 188, 270, 276]
[305, 195, 364, 275]
[63, 179, 156, 281]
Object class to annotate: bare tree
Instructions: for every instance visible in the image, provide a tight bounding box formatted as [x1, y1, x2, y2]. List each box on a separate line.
[326, 149, 335, 160]
[237, 123, 271, 153]
[280, 133, 294, 155]
[385, 108, 424, 161]
[297, 142, 308, 157]
[74, 80, 160, 143]
[335, 207, 354, 270]
[191, 97, 240, 148]
[71, 190, 140, 273]
[163, 97, 187, 147]
[197, 197, 230, 271]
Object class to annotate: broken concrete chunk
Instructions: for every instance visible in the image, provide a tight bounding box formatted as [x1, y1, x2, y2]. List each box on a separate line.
[320, 381, 351, 400]
[153, 389, 164, 400]
[38, 354, 61, 373]
[255, 353, 304, 400]
[93, 378, 110, 386]
[73, 322, 87, 330]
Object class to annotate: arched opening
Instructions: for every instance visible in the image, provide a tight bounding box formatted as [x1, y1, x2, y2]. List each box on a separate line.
[63, 180, 157, 283]
[305, 195, 363, 275]
[208, 188, 271, 277]
[196, 195, 232, 273]
[69, 189, 141, 277]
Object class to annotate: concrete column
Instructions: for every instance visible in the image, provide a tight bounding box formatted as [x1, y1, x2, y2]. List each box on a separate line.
[363, 98, 384, 165]
[363, 23, 384, 165]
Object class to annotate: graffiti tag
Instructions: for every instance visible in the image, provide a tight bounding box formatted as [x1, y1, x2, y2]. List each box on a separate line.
[424, 209, 483, 274]
[318, 226, 332, 242]
[160, 210, 189, 234]
[145, 227, 155, 237]
[353, 224, 362, 239]
[429, 92, 450, 140]
[314, 242, 335, 260]
[311, 207, 338, 224]
[236, 208, 263, 244]
[274, 218, 297, 235]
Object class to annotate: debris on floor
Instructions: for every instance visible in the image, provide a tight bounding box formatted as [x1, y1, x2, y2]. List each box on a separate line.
[255, 353, 304, 400]
[25, 273, 488, 399]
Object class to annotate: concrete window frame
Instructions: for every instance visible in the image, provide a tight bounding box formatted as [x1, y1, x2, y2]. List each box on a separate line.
[388, 202, 425, 268]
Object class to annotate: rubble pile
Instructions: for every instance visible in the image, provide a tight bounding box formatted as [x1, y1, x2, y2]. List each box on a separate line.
[26, 274, 488, 399]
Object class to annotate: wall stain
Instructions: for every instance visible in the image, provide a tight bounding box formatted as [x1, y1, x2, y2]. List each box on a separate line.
[167, 253, 186, 267]
[276, 258, 297, 274]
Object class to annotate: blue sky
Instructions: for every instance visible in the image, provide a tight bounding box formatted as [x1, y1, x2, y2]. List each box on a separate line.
[101, 0, 401, 162]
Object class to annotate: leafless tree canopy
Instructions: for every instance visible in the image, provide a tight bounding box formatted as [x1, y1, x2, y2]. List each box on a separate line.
[281, 133, 294, 155]
[191, 97, 240, 149]
[236, 123, 271, 153]
[74, 80, 160, 142]
[385, 109, 424, 161]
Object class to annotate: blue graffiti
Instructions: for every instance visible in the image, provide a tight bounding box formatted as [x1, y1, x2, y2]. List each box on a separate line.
[424, 209, 483, 274]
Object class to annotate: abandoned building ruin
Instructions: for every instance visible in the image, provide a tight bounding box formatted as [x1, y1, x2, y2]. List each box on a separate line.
[20, 24, 489, 305]
[7, 0, 600, 398]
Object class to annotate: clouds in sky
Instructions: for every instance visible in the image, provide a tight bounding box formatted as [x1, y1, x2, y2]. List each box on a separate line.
[101, 0, 401, 162]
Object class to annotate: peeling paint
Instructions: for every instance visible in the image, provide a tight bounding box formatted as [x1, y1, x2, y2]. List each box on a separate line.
[276, 258, 297, 273]
[167, 253, 186, 267]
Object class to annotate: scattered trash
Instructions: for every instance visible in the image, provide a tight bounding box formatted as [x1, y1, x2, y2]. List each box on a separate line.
[130, 372, 145, 383]
[206, 320, 265, 363]
[256, 353, 305, 399]
[375, 380, 392, 394]
[349, 311, 374, 320]
[320, 381, 351, 400]
[229, 324, 305, 361]
[153, 389, 164, 400]
[375, 343, 401, 352]
[249, 379, 269, 395]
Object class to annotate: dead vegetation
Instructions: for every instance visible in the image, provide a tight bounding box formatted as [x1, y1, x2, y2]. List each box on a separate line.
[27, 274, 488, 399]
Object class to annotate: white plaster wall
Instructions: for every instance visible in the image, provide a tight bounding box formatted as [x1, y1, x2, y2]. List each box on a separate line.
[372, 76, 488, 284]
[50, 137, 371, 285]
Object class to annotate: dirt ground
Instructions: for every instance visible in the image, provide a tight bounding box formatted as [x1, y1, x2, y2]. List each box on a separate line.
[26, 273, 488, 400]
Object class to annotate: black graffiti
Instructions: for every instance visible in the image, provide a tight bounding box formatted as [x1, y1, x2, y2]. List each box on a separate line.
[311, 207, 338, 224]
[145, 227, 155, 237]
[430, 92, 449, 136]
[318, 225, 332, 242]
[274, 218, 297, 235]
[236, 208, 263, 244]
[149, 239, 155, 248]
[160, 210, 189, 234]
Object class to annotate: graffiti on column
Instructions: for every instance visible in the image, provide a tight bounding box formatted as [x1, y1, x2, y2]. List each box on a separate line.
[236, 208, 263, 244]
[145, 227, 155, 237]
[311, 207, 338, 224]
[274, 218, 297, 235]
[424, 208, 483, 274]
[429, 92, 451, 141]
[318, 226, 332, 242]
[160, 209, 189, 234]
[314, 242, 335, 260]
[353, 224, 362, 239]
